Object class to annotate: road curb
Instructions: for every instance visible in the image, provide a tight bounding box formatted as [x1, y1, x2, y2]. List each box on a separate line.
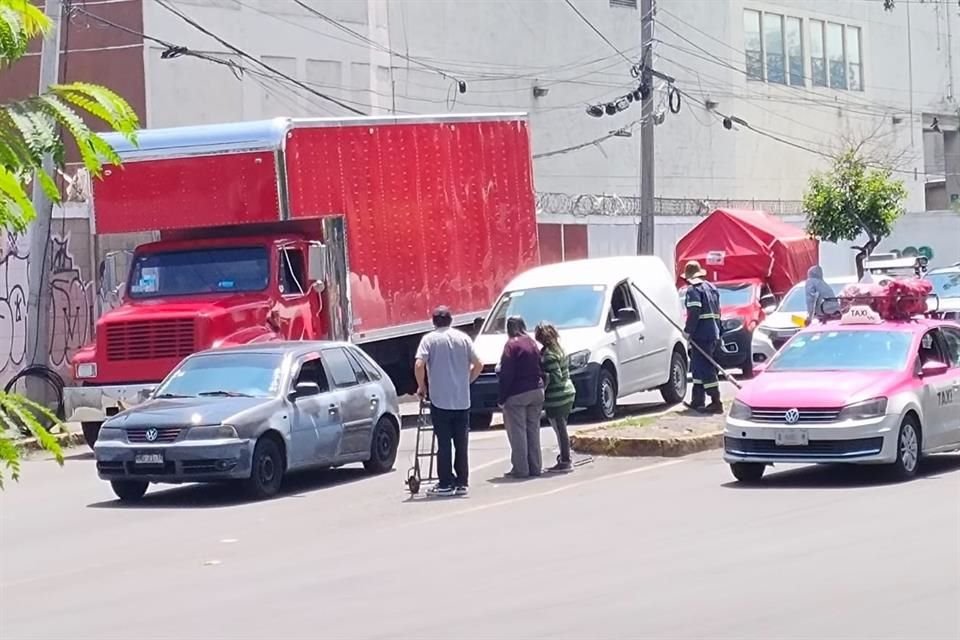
[15, 430, 87, 453]
[570, 429, 723, 458]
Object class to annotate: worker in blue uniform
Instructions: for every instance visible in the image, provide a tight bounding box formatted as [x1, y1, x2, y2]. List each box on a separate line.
[682, 260, 724, 414]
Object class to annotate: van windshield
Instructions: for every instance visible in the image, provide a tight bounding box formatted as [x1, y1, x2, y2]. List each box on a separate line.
[128, 247, 269, 298]
[483, 285, 607, 334]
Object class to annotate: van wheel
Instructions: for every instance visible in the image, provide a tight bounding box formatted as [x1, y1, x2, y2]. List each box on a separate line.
[469, 412, 493, 431]
[659, 349, 688, 405]
[589, 368, 617, 421]
[82, 421, 102, 449]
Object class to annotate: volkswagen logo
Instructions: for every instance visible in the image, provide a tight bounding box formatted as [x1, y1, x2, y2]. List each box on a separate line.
[784, 409, 801, 425]
[144, 427, 159, 442]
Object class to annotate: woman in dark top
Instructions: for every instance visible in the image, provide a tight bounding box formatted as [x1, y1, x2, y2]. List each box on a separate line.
[536, 322, 576, 472]
[498, 316, 545, 477]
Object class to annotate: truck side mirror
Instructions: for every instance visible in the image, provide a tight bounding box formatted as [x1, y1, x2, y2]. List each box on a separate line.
[308, 243, 327, 283]
[760, 293, 777, 313]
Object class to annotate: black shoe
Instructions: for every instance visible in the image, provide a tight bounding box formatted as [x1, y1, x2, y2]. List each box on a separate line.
[548, 459, 573, 473]
[683, 402, 705, 412]
[428, 485, 455, 497]
[706, 401, 724, 415]
[454, 486, 469, 496]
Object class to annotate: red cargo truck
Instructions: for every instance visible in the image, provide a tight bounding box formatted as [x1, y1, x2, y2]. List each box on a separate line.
[65, 114, 540, 446]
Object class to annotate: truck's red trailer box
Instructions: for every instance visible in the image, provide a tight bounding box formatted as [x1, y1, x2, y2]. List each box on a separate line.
[674, 208, 819, 296]
[93, 115, 539, 342]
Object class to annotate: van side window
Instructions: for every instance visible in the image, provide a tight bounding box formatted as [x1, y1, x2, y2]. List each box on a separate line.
[629, 283, 648, 322]
[280, 248, 306, 295]
[610, 281, 639, 326]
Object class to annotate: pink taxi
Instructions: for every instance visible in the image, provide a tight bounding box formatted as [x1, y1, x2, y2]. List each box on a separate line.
[723, 305, 960, 483]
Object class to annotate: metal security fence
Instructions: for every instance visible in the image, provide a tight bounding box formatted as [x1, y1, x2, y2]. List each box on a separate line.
[535, 192, 806, 217]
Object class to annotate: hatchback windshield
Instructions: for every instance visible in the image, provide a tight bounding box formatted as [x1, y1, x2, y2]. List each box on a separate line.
[768, 330, 914, 372]
[483, 285, 606, 334]
[157, 353, 283, 398]
[927, 271, 960, 299]
[778, 281, 848, 313]
[129, 247, 269, 298]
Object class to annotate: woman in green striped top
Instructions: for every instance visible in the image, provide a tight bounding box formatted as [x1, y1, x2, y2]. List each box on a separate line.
[535, 322, 576, 473]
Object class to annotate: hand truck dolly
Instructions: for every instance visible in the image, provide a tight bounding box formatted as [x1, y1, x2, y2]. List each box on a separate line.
[405, 399, 436, 496]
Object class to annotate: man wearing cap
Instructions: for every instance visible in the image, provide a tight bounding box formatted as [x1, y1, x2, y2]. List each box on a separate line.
[415, 306, 483, 496]
[682, 260, 724, 414]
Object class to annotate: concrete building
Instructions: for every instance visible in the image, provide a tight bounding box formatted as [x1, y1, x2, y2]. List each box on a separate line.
[2, 0, 957, 211]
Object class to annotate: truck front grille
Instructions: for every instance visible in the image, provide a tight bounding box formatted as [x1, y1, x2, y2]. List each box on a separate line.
[105, 319, 195, 362]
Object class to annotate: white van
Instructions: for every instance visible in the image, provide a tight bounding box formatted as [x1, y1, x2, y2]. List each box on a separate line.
[469, 256, 688, 429]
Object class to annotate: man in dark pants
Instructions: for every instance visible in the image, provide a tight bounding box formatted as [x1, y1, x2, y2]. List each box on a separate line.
[415, 306, 483, 497]
[682, 261, 724, 414]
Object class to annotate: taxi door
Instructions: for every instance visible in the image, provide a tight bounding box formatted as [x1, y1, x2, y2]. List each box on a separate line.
[936, 326, 960, 444]
[918, 329, 958, 449]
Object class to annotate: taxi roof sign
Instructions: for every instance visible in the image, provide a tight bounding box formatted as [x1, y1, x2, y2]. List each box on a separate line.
[840, 305, 884, 325]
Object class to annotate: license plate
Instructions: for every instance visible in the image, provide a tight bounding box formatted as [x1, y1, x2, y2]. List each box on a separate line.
[775, 430, 808, 446]
[134, 453, 164, 465]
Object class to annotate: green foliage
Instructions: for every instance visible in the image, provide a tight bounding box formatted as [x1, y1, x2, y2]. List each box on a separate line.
[0, 0, 139, 486]
[803, 150, 907, 245]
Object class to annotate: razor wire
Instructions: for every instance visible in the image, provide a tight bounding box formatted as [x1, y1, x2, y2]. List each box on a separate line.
[535, 191, 805, 217]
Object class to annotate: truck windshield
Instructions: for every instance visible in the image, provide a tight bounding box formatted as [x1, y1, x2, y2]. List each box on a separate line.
[128, 247, 269, 298]
[157, 353, 283, 398]
[483, 285, 606, 334]
[768, 330, 913, 372]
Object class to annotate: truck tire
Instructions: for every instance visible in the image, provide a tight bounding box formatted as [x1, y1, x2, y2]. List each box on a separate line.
[111, 480, 148, 502]
[469, 413, 493, 431]
[82, 421, 103, 449]
[363, 417, 399, 474]
[659, 348, 688, 405]
[589, 368, 617, 421]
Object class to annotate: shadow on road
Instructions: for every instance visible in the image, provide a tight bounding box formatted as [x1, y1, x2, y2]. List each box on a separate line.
[722, 454, 960, 490]
[86, 466, 384, 510]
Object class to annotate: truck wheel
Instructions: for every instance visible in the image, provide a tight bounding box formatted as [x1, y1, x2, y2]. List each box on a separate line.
[244, 437, 285, 499]
[659, 349, 688, 405]
[730, 463, 765, 483]
[82, 421, 103, 449]
[363, 417, 399, 474]
[111, 480, 148, 502]
[469, 413, 493, 431]
[589, 368, 617, 421]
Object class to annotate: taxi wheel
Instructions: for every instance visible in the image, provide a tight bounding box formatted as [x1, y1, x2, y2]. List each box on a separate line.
[111, 480, 148, 502]
[889, 417, 922, 481]
[730, 462, 765, 484]
[245, 437, 285, 499]
[364, 417, 399, 474]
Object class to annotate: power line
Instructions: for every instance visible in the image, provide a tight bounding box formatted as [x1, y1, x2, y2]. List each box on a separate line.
[563, 0, 635, 67]
[151, 0, 365, 115]
[533, 118, 649, 159]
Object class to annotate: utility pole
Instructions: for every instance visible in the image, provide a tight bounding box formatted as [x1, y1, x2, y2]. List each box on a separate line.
[637, 0, 656, 255]
[26, 0, 63, 384]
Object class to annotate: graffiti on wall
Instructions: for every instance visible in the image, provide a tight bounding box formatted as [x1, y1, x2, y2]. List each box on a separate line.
[0, 229, 95, 387]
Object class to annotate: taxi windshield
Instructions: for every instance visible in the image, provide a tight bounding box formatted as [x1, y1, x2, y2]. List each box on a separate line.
[768, 330, 914, 372]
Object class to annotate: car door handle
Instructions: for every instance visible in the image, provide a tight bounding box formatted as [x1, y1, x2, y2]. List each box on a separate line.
[638, 335, 645, 342]
[328, 404, 339, 416]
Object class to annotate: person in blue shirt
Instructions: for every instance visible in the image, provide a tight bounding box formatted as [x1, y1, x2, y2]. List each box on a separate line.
[682, 261, 724, 414]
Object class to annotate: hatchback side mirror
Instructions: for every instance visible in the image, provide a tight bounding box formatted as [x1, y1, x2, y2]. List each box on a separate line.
[289, 381, 321, 400]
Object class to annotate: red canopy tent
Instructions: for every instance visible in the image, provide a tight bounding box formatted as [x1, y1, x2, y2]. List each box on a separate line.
[675, 208, 819, 296]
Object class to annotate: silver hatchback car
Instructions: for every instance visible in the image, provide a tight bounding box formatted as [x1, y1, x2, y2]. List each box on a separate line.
[94, 342, 401, 502]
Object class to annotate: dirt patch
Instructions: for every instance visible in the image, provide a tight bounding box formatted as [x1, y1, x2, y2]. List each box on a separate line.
[570, 409, 725, 457]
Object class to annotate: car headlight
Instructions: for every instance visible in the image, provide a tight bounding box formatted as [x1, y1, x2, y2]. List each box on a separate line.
[568, 350, 590, 370]
[728, 399, 752, 420]
[721, 318, 744, 332]
[97, 427, 124, 441]
[75, 363, 97, 379]
[837, 398, 888, 420]
[185, 425, 239, 440]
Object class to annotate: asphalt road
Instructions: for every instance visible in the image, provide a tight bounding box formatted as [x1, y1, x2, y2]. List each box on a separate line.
[2, 387, 959, 640]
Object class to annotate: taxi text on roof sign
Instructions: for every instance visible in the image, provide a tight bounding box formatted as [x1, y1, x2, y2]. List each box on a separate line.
[840, 305, 883, 325]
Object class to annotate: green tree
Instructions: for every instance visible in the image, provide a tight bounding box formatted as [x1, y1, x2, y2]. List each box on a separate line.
[803, 150, 908, 280]
[0, 0, 139, 487]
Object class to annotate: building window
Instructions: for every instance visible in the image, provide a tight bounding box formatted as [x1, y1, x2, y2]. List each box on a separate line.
[826, 22, 847, 89]
[609, 0, 636, 7]
[744, 10, 763, 81]
[847, 26, 862, 91]
[763, 13, 786, 84]
[785, 17, 804, 86]
[810, 20, 827, 87]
